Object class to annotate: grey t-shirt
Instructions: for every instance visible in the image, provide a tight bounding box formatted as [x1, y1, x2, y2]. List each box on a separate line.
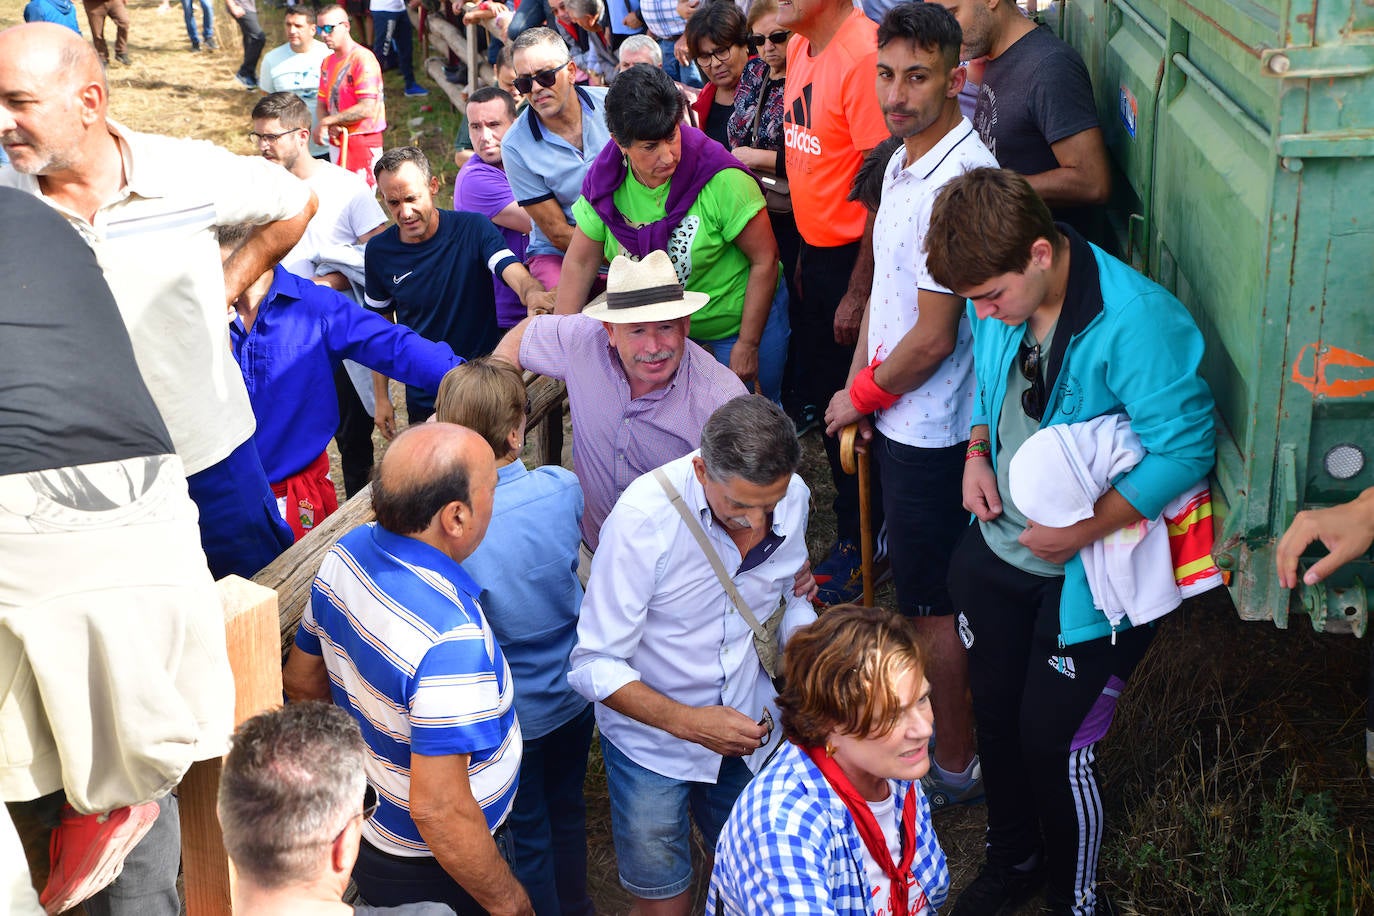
[980, 323, 1066, 578]
[355, 905, 455, 915]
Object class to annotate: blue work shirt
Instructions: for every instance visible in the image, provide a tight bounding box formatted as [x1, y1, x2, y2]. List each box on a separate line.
[231, 266, 462, 482]
[462, 460, 588, 739]
[501, 85, 612, 259]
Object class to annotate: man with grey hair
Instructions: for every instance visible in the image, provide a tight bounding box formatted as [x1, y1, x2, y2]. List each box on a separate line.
[500, 27, 612, 290]
[561, 0, 616, 83]
[568, 395, 816, 916]
[217, 703, 454, 915]
[616, 32, 662, 69]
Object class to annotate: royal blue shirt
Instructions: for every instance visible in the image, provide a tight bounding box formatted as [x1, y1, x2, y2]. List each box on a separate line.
[231, 266, 462, 482]
[363, 210, 520, 411]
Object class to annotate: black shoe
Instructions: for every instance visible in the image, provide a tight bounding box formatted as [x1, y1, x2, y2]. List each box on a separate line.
[789, 403, 818, 437]
[205, 35, 219, 50]
[116, 51, 132, 64]
[952, 860, 1047, 916]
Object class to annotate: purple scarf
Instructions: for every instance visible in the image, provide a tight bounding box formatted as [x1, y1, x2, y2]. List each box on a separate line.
[580, 125, 760, 256]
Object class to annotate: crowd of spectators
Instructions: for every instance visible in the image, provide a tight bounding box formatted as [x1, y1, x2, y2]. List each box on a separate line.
[18, 0, 1356, 912]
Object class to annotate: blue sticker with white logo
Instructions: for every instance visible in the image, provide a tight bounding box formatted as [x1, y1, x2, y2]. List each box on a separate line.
[1119, 86, 1138, 139]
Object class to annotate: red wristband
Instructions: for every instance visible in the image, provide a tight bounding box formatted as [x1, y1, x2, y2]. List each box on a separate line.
[849, 359, 901, 414]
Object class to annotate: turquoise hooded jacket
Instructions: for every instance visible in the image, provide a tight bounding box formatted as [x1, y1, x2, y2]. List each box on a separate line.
[968, 228, 1216, 646]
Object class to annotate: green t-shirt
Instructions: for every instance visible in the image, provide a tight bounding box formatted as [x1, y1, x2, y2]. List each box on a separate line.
[981, 323, 1066, 578]
[571, 167, 766, 341]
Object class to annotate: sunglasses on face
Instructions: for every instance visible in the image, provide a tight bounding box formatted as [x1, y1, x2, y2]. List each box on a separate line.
[1018, 340, 1046, 421]
[512, 62, 567, 94]
[315, 22, 344, 34]
[746, 29, 791, 51]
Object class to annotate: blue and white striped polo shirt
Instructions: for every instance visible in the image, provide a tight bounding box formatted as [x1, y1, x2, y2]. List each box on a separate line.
[297, 522, 522, 857]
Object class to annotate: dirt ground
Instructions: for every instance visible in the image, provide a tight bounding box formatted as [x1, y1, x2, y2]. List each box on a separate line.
[3, 4, 1370, 912]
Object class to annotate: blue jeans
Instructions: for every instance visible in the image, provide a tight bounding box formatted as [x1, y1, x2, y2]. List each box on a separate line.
[180, 0, 212, 44]
[697, 277, 790, 405]
[657, 37, 703, 88]
[373, 9, 415, 83]
[234, 8, 265, 80]
[506, 704, 595, 916]
[184, 437, 293, 580]
[506, 0, 547, 40]
[600, 735, 753, 899]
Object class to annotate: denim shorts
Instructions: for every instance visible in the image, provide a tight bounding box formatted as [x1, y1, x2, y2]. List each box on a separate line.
[600, 735, 753, 899]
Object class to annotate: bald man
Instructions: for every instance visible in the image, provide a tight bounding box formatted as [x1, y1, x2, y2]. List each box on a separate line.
[283, 425, 533, 916]
[0, 23, 318, 582]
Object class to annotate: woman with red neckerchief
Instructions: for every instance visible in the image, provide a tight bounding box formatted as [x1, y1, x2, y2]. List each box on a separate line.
[708, 604, 951, 916]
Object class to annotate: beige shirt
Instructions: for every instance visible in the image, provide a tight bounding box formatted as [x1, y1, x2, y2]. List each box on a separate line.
[0, 121, 312, 474]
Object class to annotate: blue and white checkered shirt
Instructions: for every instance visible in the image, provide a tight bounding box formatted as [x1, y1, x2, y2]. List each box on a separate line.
[639, 0, 684, 40]
[708, 741, 950, 915]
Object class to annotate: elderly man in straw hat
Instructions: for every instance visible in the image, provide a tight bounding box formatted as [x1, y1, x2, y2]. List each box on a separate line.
[493, 250, 747, 574]
[567, 393, 816, 916]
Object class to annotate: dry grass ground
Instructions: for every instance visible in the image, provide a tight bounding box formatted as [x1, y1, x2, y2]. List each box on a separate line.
[2, 4, 1370, 911]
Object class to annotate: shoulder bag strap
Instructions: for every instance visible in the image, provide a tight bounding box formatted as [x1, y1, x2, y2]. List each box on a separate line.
[653, 468, 770, 642]
[749, 71, 770, 147]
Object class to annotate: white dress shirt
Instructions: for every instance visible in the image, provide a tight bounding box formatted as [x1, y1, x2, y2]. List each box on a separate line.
[568, 451, 815, 781]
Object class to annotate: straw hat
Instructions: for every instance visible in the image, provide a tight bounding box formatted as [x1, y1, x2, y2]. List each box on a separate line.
[583, 250, 710, 324]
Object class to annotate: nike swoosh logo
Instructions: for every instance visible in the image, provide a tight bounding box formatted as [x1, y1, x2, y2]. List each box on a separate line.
[392, 271, 413, 284]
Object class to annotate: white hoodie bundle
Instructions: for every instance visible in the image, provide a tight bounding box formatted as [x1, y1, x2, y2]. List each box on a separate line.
[1008, 414, 1220, 630]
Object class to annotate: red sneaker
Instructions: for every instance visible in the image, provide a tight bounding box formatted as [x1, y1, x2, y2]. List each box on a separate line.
[40, 801, 160, 915]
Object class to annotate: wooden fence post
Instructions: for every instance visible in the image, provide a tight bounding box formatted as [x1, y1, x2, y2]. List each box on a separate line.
[178, 576, 283, 916]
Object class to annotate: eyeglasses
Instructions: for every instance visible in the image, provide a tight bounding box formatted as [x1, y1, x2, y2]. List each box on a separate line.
[247, 128, 302, 144]
[315, 22, 344, 34]
[746, 29, 791, 51]
[693, 44, 737, 66]
[1018, 340, 1046, 421]
[512, 61, 568, 95]
[331, 784, 379, 845]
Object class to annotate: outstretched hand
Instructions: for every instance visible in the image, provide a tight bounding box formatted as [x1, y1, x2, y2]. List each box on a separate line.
[1276, 489, 1374, 588]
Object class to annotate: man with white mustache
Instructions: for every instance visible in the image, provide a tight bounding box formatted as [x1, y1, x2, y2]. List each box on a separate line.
[492, 251, 747, 578]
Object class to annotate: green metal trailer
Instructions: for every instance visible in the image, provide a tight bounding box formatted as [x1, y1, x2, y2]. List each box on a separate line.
[1053, 0, 1373, 630]
[1049, 0, 1373, 770]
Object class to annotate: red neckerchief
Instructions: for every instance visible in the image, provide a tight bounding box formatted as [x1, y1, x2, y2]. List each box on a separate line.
[804, 743, 924, 916]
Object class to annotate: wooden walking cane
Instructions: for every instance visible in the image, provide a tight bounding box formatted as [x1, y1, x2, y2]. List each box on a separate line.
[838, 423, 874, 607]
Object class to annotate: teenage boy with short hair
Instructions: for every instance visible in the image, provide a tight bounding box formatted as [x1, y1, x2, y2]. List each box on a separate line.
[927, 167, 1214, 916]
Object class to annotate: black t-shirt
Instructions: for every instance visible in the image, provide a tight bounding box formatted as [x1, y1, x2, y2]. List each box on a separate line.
[974, 24, 1102, 234]
[704, 100, 734, 148]
[363, 210, 515, 412]
[0, 187, 173, 476]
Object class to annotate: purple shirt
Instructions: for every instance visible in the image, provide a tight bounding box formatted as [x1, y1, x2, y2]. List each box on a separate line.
[519, 314, 746, 549]
[454, 159, 529, 328]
